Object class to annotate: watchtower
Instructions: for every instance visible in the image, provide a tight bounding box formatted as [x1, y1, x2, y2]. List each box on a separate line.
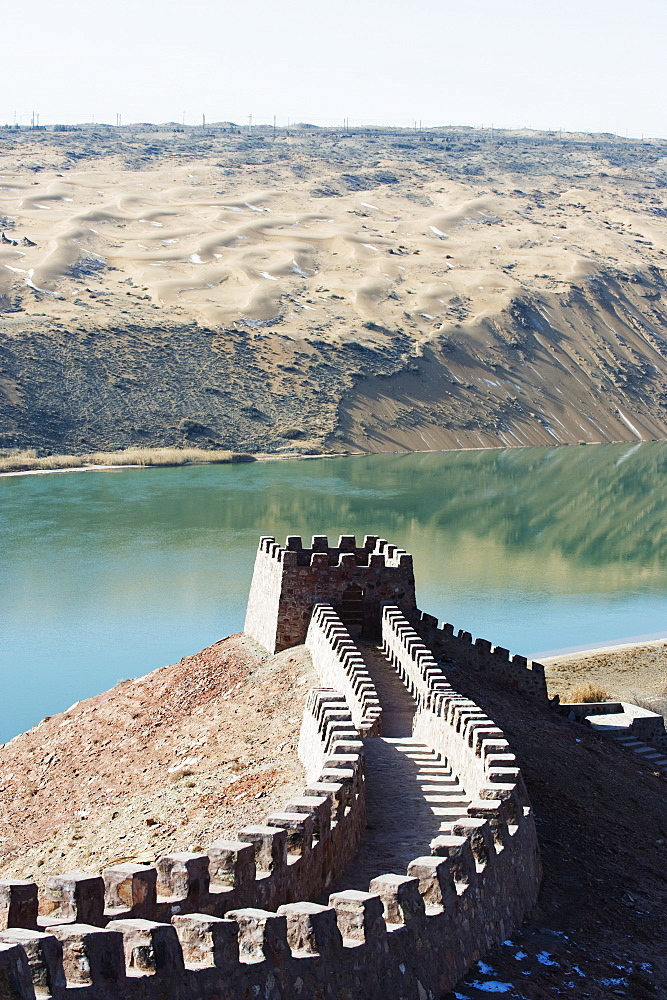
[244, 534, 417, 653]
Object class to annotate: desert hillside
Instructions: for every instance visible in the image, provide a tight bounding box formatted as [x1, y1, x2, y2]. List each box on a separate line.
[1, 123, 667, 455]
[0, 634, 315, 883]
[1, 631, 665, 996]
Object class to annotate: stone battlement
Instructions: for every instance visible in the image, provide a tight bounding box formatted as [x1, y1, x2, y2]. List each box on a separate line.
[0, 533, 543, 999]
[0, 690, 365, 946]
[245, 535, 417, 653]
[305, 604, 382, 736]
[415, 611, 548, 701]
[258, 534, 414, 569]
[382, 606, 531, 813]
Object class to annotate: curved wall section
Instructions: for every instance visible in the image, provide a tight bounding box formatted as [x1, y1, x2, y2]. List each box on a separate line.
[0, 536, 543, 1000]
[305, 604, 382, 736]
[0, 690, 366, 955]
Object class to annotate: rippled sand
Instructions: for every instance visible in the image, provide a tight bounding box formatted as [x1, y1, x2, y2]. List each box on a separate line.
[2, 125, 667, 453]
[2, 128, 666, 334]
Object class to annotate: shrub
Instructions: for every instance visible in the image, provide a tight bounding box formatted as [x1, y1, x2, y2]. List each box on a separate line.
[569, 684, 609, 703]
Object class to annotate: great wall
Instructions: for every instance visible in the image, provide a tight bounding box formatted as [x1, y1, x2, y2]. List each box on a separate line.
[0, 531, 633, 999]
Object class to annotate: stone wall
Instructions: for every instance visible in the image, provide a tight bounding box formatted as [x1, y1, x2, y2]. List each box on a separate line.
[305, 604, 382, 736]
[0, 689, 365, 955]
[415, 610, 548, 701]
[244, 534, 418, 653]
[558, 700, 667, 751]
[0, 807, 541, 1000]
[382, 606, 534, 808]
[381, 606, 451, 706]
[243, 536, 285, 654]
[0, 609, 541, 1000]
[0, 536, 545, 999]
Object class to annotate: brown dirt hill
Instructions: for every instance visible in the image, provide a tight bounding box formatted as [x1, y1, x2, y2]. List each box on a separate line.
[444, 665, 667, 999]
[544, 639, 667, 713]
[0, 634, 316, 885]
[1, 633, 666, 996]
[2, 124, 667, 457]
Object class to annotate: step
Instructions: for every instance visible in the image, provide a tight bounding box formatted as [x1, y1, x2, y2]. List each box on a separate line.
[431, 805, 470, 820]
[420, 785, 461, 794]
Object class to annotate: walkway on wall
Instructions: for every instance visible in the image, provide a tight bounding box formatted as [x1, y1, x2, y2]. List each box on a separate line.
[327, 644, 471, 893]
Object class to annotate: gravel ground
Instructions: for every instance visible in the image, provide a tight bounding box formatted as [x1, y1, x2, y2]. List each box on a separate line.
[0, 633, 316, 886]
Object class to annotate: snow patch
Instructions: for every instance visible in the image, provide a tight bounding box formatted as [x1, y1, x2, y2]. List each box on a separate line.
[477, 962, 496, 975]
[25, 278, 57, 295]
[470, 982, 513, 994]
[616, 409, 643, 440]
[536, 952, 559, 967]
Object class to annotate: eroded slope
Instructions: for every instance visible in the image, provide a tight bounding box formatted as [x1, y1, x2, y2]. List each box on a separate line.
[1, 124, 667, 453]
[0, 634, 316, 884]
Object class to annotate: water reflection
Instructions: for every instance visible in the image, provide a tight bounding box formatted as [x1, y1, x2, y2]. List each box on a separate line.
[1, 442, 666, 740]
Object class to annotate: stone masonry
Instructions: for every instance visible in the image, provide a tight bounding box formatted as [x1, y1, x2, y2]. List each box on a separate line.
[244, 535, 418, 652]
[0, 534, 543, 1000]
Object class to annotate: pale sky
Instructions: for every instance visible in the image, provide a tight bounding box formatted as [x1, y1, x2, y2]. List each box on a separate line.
[3, 0, 666, 137]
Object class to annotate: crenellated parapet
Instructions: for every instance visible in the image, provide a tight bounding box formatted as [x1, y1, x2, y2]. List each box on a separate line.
[381, 606, 451, 707]
[0, 798, 540, 1000]
[244, 535, 417, 653]
[415, 610, 549, 701]
[0, 817, 539, 1000]
[0, 534, 545, 999]
[305, 605, 382, 736]
[0, 690, 365, 951]
[382, 606, 533, 807]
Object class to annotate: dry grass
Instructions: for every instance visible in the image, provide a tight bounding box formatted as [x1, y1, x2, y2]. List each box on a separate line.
[568, 684, 610, 703]
[0, 447, 256, 473]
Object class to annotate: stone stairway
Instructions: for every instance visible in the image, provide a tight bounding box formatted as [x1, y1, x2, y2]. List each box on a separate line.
[610, 733, 667, 774]
[326, 644, 471, 893]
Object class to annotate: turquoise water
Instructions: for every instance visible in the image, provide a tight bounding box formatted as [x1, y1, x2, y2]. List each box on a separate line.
[2, 442, 667, 742]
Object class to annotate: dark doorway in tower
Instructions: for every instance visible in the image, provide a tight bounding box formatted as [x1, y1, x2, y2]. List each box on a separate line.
[339, 585, 364, 635]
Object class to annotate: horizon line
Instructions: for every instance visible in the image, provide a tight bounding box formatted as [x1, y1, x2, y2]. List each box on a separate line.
[1, 119, 663, 142]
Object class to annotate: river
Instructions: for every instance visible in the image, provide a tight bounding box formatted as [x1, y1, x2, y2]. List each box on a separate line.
[1, 442, 666, 741]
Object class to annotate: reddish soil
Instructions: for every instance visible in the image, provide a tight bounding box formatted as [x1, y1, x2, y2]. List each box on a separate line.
[1, 633, 665, 996]
[0, 634, 316, 885]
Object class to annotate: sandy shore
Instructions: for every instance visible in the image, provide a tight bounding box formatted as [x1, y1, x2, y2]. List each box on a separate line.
[544, 638, 667, 706]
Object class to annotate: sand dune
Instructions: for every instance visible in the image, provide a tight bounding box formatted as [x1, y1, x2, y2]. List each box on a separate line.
[1, 124, 667, 454]
[5, 157, 665, 331]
